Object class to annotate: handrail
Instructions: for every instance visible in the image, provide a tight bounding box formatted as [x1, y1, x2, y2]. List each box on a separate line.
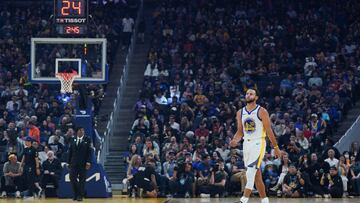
[98, 0, 143, 164]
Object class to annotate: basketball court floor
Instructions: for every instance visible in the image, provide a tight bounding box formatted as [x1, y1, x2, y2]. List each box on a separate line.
[1, 197, 359, 203]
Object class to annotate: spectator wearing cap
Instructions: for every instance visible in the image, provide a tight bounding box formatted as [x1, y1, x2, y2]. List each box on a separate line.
[163, 151, 176, 180]
[320, 166, 343, 198]
[20, 136, 41, 198]
[2, 154, 23, 198]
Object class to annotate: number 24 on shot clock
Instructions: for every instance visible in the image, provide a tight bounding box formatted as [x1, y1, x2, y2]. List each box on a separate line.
[55, 0, 87, 18]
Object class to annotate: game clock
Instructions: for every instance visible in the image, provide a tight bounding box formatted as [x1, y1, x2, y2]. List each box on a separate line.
[54, 0, 88, 35]
[56, 25, 87, 35]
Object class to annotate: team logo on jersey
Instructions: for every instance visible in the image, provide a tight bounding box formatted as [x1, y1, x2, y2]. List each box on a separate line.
[244, 118, 256, 133]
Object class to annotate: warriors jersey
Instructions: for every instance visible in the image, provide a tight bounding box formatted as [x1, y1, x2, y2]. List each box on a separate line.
[240, 105, 267, 169]
[241, 105, 266, 141]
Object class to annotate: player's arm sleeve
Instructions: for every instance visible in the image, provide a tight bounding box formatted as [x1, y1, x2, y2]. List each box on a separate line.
[259, 107, 279, 148]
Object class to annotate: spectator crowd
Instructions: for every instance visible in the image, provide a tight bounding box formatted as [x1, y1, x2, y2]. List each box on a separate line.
[0, 0, 138, 198]
[126, 0, 360, 199]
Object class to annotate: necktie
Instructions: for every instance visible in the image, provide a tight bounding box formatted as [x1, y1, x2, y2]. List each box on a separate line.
[77, 138, 81, 146]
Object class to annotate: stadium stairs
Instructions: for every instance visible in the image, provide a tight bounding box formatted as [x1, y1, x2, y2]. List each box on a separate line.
[333, 101, 360, 141]
[94, 2, 151, 191]
[104, 42, 149, 187]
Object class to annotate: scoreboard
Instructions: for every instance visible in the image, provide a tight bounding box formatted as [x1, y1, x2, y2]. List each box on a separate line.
[54, 0, 88, 35]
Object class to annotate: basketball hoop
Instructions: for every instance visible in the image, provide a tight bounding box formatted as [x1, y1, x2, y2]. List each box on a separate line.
[56, 71, 78, 93]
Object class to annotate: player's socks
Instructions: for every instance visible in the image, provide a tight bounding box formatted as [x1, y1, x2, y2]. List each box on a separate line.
[261, 197, 269, 203]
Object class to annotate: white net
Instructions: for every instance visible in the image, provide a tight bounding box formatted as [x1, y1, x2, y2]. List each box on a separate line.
[56, 73, 77, 93]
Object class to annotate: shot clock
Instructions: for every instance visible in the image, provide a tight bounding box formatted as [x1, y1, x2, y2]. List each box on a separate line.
[54, 0, 88, 35]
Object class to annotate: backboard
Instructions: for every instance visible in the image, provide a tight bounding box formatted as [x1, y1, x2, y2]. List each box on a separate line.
[30, 38, 108, 84]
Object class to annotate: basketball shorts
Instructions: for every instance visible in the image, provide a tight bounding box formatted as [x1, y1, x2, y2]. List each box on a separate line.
[242, 138, 266, 169]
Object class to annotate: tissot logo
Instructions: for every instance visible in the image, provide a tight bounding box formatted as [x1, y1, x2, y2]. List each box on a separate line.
[56, 18, 87, 24]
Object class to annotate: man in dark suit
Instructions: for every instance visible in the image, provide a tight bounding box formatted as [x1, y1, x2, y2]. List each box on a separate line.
[68, 127, 92, 201]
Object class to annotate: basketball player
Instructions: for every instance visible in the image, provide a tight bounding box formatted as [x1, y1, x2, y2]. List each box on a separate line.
[230, 88, 281, 203]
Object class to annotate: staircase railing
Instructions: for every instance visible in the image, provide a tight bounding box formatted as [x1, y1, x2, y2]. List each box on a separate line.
[334, 114, 360, 153]
[98, 0, 143, 165]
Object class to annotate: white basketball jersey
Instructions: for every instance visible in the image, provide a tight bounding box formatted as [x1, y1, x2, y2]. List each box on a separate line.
[241, 105, 266, 140]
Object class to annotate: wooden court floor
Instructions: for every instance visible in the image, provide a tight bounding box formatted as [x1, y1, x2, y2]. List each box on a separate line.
[0, 197, 359, 203]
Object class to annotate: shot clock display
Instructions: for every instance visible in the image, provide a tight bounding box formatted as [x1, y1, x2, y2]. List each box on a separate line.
[54, 0, 88, 35]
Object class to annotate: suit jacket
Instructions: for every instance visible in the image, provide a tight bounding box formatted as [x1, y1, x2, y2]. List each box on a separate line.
[68, 136, 92, 167]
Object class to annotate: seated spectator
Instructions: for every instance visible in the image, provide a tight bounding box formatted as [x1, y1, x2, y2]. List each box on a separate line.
[349, 155, 360, 195]
[296, 131, 309, 152]
[349, 142, 359, 158]
[132, 118, 150, 138]
[227, 155, 246, 194]
[193, 89, 208, 106]
[196, 154, 211, 196]
[1, 154, 23, 198]
[142, 138, 160, 161]
[270, 153, 291, 192]
[338, 155, 349, 196]
[282, 164, 305, 197]
[263, 164, 279, 190]
[41, 151, 62, 191]
[48, 135, 64, 160]
[125, 155, 141, 197]
[325, 149, 339, 168]
[162, 137, 179, 158]
[195, 122, 210, 141]
[48, 130, 65, 146]
[168, 115, 180, 132]
[308, 72, 323, 87]
[126, 144, 140, 164]
[209, 160, 227, 197]
[169, 162, 194, 197]
[320, 166, 343, 198]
